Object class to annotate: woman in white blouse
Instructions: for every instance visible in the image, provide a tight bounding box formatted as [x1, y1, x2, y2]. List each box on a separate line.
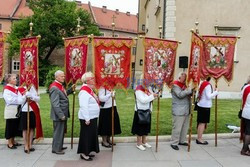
[98, 87, 121, 147]
[196, 77, 218, 145]
[19, 85, 40, 153]
[131, 77, 158, 151]
[77, 72, 100, 161]
[3, 74, 26, 149]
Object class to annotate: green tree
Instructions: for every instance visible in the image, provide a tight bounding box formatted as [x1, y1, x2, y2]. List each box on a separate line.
[7, 0, 100, 85]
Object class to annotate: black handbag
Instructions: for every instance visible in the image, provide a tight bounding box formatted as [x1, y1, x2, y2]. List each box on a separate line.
[16, 101, 27, 118]
[194, 101, 198, 111]
[135, 93, 151, 124]
[238, 109, 242, 119]
[99, 89, 106, 107]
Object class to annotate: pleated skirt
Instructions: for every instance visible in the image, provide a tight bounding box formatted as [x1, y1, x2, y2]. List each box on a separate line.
[77, 118, 100, 155]
[98, 106, 122, 136]
[131, 111, 151, 136]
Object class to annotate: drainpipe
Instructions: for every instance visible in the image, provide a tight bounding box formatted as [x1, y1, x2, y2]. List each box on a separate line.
[162, 0, 166, 39]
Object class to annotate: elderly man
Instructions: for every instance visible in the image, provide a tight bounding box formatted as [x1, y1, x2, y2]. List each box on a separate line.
[170, 72, 193, 150]
[49, 70, 74, 155]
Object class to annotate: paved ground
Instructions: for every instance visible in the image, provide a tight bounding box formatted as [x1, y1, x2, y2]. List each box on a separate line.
[1, 135, 250, 167]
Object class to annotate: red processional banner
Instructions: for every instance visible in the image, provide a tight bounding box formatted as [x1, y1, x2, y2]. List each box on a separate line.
[93, 37, 134, 89]
[143, 37, 178, 88]
[200, 36, 237, 82]
[20, 37, 39, 90]
[0, 32, 6, 82]
[64, 36, 89, 84]
[187, 32, 204, 86]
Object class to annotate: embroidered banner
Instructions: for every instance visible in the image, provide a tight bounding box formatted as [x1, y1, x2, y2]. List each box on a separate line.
[93, 37, 134, 89]
[200, 36, 237, 82]
[20, 37, 39, 90]
[0, 32, 6, 82]
[143, 37, 178, 88]
[187, 32, 204, 86]
[64, 36, 89, 84]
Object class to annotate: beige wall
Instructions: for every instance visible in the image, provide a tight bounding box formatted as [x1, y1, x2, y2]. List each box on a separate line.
[0, 19, 12, 32]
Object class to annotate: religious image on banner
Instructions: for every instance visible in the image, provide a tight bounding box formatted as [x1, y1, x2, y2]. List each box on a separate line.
[93, 37, 134, 89]
[0, 32, 6, 82]
[20, 37, 39, 90]
[64, 37, 88, 84]
[187, 32, 204, 85]
[200, 36, 237, 82]
[143, 37, 178, 88]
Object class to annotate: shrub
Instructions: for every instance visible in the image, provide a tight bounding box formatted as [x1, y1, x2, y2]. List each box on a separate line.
[45, 66, 64, 92]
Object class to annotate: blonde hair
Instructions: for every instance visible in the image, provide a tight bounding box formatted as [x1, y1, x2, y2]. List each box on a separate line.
[81, 72, 94, 83]
[178, 72, 187, 79]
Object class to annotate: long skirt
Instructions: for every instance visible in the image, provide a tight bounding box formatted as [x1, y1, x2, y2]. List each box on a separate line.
[131, 111, 151, 136]
[98, 106, 122, 136]
[19, 111, 36, 130]
[77, 118, 100, 155]
[5, 118, 22, 139]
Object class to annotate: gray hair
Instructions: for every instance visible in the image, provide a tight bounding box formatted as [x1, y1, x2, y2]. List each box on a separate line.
[54, 70, 64, 78]
[247, 75, 250, 84]
[5, 74, 16, 83]
[178, 72, 187, 79]
[81, 72, 94, 83]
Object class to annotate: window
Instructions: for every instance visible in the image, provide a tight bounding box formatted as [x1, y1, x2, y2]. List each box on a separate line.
[114, 34, 119, 37]
[12, 61, 20, 71]
[132, 47, 136, 55]
[0, 23, 2, 30]
[142, 24, 145, 31]
[139, 59, 143, 66]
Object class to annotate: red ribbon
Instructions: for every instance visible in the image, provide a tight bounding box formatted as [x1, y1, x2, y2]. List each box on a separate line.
[173, 80, 187, 90]
[80, 85, 100, 105]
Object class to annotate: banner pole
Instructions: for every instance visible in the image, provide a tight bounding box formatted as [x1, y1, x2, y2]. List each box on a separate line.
[155, 93, 160, 152]
[71, 87, 76, 149]
[27, 98, 30, 154]
[188, 88, 196, 152]
[111, 91, 115, 152]
[215, 79, 218, 147]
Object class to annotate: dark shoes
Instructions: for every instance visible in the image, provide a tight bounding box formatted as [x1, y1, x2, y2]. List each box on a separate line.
[14, 143, 22, 147]
[52, 150, 65, 155]
[171, 144, 179, 150]
[196, 139, 208, 145]
[80, 154, 93, 161]
[102, 142, 111, 148]
[178, 142, 188, 146]
[241, 150, 250, 156]
[108, 141, 116, 146]
[62, 147, 67, 150]
[24, 147, 35, 153]
[7, 145, 17, 149]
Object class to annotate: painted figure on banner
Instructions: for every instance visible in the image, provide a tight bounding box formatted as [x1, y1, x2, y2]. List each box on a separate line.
[21, 49, 36, 86]
[70, 47, 82, 67]
[207, 45, 227, 68]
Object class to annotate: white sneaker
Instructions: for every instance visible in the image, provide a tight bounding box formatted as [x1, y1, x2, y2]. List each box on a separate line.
[136, 145, 146, 151]
[143, 143, 152, 148]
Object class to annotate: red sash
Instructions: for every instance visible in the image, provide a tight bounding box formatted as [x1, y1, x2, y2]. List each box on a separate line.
[136, 85, 150, 95]
[198, 81, 211, 100]
[242, 85, 250, 109]
[4, 85, 18, 94]
[173, 80, 187, 90]
[80, 85, 100, 105]
[49, 81, 66, 95]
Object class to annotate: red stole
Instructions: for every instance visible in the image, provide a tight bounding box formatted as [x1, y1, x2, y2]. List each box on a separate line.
[4, 85, 18, 94]
[49, 81, 66, 95]
[80, 85, 99, 105]
[242, 85, 250, 109]
[136, 85, 150, 95]
[198, 81, 211, 100]
[173, 80, 187, 90]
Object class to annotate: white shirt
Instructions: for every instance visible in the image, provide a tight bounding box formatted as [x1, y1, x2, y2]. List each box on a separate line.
[3, 84, 26, 106]
[242, 84, 250, 119]
[197, 84, 218, 108]
[98, 88, 116, 108]
[22, 86, 40, 112]
[78, 84, 100, 121]
[134, 89, 155, 111]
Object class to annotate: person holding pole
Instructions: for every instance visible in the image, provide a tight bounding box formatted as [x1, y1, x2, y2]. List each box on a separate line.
[49, 70, 74, 155]
[196, 77, 218, 145]
[98, 87, 121, 148]
[19, 85, 40, 153]
[3, 74, 25, 149]
[77, 72, 100, 161]
[131, 75, 158, 151]
[240, 75, 250, 156]
[170, 72, 193, 151]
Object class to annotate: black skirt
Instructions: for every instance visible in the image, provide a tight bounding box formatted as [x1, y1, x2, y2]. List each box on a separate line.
[98, 106, 122, 136]
[243, 118, 250, 135]
[131, 111, 151, 136]
[77, 118, 100, 155]
[197, 106, 211, 123]
[19, 111, 36, 130]
[5, 118, 22, 139]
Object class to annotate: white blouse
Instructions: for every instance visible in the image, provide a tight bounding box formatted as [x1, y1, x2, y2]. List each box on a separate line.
[242, 84, 250, 120]
[197, 84, 218, 108]
[3, 84, 26, 106]
[22, 86, 40, 112]
[78, 84, 100, 121]
[134, 89, 155, 111]
[98, 88, 116, 108]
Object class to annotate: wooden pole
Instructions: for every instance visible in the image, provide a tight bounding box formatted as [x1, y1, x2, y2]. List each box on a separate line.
[27, 98, 30, 154]
[215, 79, 218, 147]
[155, 94, 160, 152]
[111, 93, 115, 152]
[188, 89, 196, 152]
[71, 88, 76, 149]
